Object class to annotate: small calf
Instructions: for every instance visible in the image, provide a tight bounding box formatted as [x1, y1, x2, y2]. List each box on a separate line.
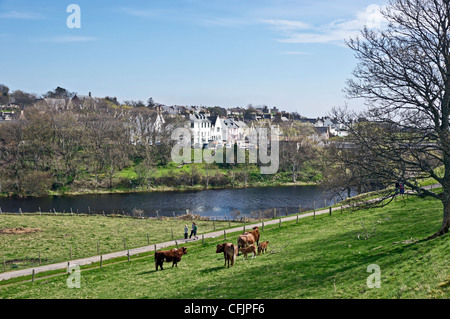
[239, 244, 257, 260]
[258, 241, 269, 255]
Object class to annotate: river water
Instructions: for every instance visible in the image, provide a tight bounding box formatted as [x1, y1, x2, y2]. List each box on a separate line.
[0, 185, 355, 219]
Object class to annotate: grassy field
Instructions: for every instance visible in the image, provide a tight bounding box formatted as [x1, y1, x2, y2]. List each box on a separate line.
[0, 194, 449, 299]
[0, 214, 242, 271]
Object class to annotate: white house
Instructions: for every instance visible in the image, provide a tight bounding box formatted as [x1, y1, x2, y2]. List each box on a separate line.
[211, 116, 227, 144]
[190, 113, 212, 146]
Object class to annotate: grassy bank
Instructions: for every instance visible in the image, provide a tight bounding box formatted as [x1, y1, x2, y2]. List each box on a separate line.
[1, 194, 449, 299]
[0, 161, 321, 198]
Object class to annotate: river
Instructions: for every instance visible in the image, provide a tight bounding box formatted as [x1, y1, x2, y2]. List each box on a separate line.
[0, 185, 356, 219]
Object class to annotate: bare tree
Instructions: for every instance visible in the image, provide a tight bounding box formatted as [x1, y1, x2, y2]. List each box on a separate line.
[338, 0, 450, 238]
[279, 122, 320, 183]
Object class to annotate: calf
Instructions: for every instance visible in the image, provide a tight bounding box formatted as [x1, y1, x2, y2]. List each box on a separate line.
[155, 247, 187, 271]
[258, 241, 269, 255]
[216, 243, 238, 268]
[239, 244, 257, 260]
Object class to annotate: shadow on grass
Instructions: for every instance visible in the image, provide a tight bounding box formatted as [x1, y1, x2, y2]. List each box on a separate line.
[200, 266, 225, 274]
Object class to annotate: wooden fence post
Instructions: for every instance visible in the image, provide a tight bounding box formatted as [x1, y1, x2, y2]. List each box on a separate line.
[32, 269, 35, 282]
[329, 207, 332, 216]
[279, 218, 281, 228]
[224, 230, 226, 240]
[297, 214, 299, 223]
[100, 255, 103, 268]
[127, 250, 130, 262]
[262, 221, 264, 231]
[313, 201, 316, 220]
[202, 234, 204, 245]
[147, 233, 150, 245]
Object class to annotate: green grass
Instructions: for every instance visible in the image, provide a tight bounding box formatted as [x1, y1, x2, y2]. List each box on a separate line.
[0, 214, 242, 271]
[1, 195, 449, 299]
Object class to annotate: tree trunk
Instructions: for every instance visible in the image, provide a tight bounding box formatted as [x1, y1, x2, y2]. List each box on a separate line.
[428, 198, 450, 239]
[292, 165, 297, 183]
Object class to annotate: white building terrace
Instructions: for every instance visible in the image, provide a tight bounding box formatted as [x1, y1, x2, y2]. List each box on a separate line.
[189, 113, 250, 148]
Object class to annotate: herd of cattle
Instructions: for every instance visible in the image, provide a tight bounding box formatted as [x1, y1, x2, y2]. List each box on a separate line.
[154, 226, 269, 271]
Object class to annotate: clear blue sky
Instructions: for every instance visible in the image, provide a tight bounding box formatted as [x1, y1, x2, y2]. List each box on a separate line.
[0, 0, 386, 117]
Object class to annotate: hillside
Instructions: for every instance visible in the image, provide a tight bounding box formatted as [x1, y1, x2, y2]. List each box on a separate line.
[0, 194, 449, 299]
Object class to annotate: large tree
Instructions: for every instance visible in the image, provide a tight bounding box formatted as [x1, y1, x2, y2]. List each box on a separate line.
[336, 0, 450, 238]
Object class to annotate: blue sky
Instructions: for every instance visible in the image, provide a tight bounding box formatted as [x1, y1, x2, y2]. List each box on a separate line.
[0, 0, 387, 117]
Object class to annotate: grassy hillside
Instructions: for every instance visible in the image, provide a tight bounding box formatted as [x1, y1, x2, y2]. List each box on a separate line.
[1, 194, 449, 299]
